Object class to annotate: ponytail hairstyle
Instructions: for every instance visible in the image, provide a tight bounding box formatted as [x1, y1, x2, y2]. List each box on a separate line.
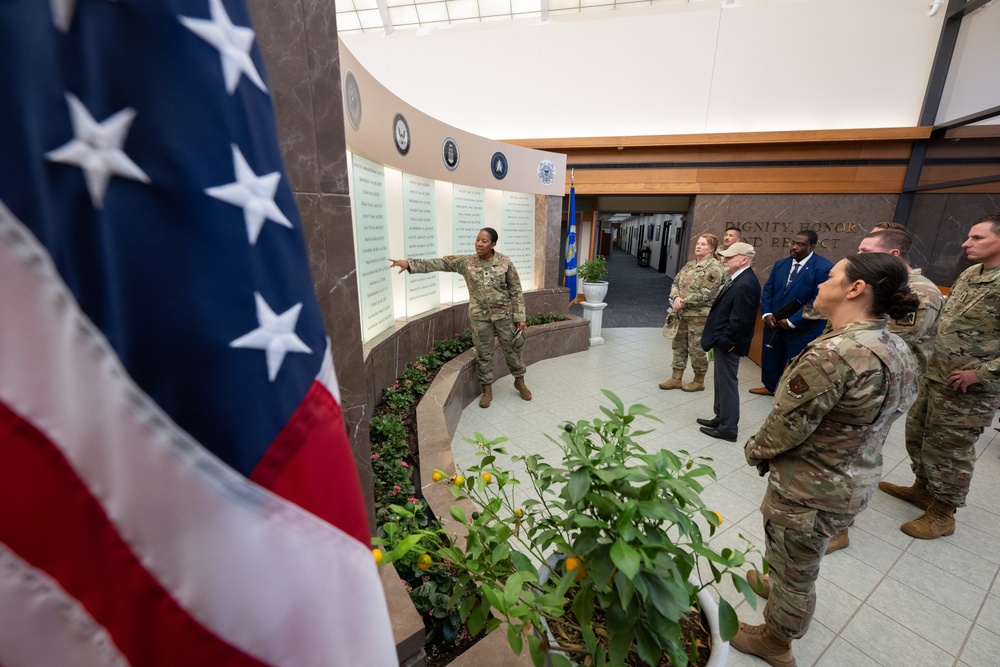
[842, 253, 919, 319]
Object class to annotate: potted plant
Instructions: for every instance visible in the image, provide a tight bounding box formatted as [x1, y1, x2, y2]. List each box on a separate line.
[376, 391, 762, 667]
[577, 255, 609, 303]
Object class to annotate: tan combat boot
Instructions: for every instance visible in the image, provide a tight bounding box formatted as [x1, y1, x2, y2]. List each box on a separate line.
[901, 499, 956, 539]
[479, 384, 492, 408]
[658, 369, 684, 390]
[878, 479, 933, 511]
[513, 377, 532, 401]
[730, 622, 796, 667]
[825, 528, 850, 554]
[746, 569, 770, 598]
[681, 372, 706, 392]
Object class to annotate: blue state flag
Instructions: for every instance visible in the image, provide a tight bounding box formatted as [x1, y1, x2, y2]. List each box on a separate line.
[565, 185, 577, 301]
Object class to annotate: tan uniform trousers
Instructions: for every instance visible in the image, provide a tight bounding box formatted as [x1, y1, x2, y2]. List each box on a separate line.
[471, 318, 525, 385]
[904, 379, 998, 507]
[761, 489, 854, 640]
[671, 315, 709, 374]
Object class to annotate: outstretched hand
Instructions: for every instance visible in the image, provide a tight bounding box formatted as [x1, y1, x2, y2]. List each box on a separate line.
[388, 258, 409, 274]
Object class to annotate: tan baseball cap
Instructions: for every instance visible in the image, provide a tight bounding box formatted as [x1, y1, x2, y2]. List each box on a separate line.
[719, 242, 756, 258]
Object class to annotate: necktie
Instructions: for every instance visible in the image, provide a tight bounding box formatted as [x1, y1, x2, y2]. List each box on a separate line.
[716, 277, 732, 301]
[787, 262, 800, 284]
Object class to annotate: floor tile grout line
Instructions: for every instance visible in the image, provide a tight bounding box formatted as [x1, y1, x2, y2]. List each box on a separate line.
[823, 541, 914, 667]
[951, 564, 1000, 667]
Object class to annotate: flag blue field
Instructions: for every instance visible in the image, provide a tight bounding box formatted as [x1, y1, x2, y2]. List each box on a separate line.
[565, 185, 578, 301]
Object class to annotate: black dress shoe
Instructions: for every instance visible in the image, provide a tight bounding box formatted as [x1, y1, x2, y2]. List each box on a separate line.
[696, 417, 720, 428]
[700, 426, 737, 442]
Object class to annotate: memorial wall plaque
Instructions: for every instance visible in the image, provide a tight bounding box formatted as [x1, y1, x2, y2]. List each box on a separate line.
[402, 174, 439, 317]
[499, 191, 535, 290]
[351, 155, 394, 343]
[451, 184, 485, 303]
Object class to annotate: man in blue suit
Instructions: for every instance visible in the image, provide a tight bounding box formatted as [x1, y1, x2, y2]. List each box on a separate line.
[698, 242, 762, 441]
[750, 230, 833, 396]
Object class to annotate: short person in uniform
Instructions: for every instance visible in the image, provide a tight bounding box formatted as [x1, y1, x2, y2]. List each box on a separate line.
[732, 253, 919, 667]
[659, 233, 725, 392]
[388, 228, 530, 408]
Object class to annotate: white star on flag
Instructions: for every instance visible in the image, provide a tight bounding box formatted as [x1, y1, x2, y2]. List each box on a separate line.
[230, 292, 312, 382]
[45, 93, 150, 209]
[180, 0, 267, 95]
[206, 144, 292, 245]
[49, 0, 116, 33]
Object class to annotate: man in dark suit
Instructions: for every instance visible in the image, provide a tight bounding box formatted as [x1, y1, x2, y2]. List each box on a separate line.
[750, 230, 834, 396]
[698, 242, 762, 442]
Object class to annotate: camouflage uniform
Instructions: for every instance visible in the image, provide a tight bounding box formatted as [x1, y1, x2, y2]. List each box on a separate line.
[669, 257, 726, 373]
[888, 270, 944, 377]
[745, 320, 917, 639]
[905, 263, 1000, 507]
[408, 253, 526, 384]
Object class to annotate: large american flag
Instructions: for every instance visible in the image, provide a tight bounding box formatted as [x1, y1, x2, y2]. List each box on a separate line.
[0, 1, 396, 665]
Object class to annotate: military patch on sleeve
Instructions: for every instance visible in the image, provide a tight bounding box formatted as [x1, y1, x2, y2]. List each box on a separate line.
[707, 274, 717, 282]
[894, 312, 916, 327]
[787, 374, 810, 397]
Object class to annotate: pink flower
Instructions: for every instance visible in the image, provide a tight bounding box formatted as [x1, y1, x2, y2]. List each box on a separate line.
[393, 485, 402, 494]
[401, 461, 409, 468]
[371, 453, 380, 459]
[407, 497, 419, 504]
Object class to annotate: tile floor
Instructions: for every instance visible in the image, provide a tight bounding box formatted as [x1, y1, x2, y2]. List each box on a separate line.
[450, 328, 1000, 667]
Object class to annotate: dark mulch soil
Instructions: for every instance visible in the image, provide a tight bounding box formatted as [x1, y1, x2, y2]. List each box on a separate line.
[425, 625, 487, 667]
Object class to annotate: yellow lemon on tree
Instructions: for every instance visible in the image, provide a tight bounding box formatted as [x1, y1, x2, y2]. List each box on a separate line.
[452, 475, 465, 487]
[482, 472, 492, 484]
[514, 509, 524, 518]
[372, 548, 383, 565]
[565, 556, 586, 581]
[712, 511, 723, 525]
[417, 554, 432, 570]
[432, 471, 444, 482]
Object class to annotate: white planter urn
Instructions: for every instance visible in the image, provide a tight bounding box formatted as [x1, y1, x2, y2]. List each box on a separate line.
[581, 280, 609, 304]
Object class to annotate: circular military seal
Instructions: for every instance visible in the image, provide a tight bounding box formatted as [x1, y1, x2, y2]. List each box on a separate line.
[344, 71, 362, 131]
[537, 160, 556, 186]
[392, 113, 410, 156]
[490, 151, 508, 180]
[441, 137, 459, 171]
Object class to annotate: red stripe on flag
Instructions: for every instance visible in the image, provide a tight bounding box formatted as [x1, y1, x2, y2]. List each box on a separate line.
[0, 402, 269, 667]
[249, 381, 371, 546]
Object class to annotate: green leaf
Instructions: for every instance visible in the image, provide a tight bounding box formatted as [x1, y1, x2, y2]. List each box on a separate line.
[718, 596, 739, 642]
[549, 655, 574, 667]
[581, 624, 598, 655]
[601, 389, 625, 412]
[610, 539, 641, 580]
[634, 624, 662, 667]
[732, 572, 760, 609]
[608, 628, 633, 665]
[450, 506, 467, 524]
[485, 617, 502, 634]
[507, 622, 523, 655]
[491, 542, 511, 566]
[504, 572, 524, 609]
[468, 603, 487, 636]
[527, 635, 545, 667]
[567, 468, 591, 504]
[571, 586, 595, 627]
[614, 569, 635, 608]
[459, 594, 476, 621]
